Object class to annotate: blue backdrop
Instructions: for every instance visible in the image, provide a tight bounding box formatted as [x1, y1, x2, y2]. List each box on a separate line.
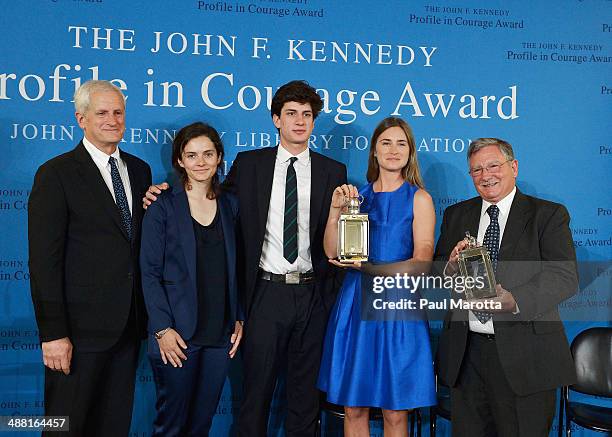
[1, 1, 610, 435]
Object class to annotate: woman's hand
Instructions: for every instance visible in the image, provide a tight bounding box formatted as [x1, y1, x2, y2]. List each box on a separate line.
[328, 258, 362, 270]
[330, 184, 359, 210]
[229, 321, 243, 358]
[156, 328, 188, 367]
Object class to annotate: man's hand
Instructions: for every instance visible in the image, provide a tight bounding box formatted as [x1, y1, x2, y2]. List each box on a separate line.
[444, 239, 470, 276]
[229, 321, 243, 359]
[156, 328, 188, 367]
[142, 182, 169, 209]
[42, 337, 73, 375]
[472, 284, 518, 313]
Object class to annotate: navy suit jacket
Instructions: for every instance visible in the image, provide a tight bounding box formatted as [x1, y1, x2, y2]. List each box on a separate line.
[140, 184, 240, 354]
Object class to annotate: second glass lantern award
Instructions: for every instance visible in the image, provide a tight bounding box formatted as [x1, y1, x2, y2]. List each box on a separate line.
[337, 195, 369, 263]
[457, 232, 497, 300]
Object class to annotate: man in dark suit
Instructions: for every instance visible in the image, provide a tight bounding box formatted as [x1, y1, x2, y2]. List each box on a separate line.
[226, 81, 346, 437]
[145, 80, 347, 435]
[28, 80, 152, 436]
[434, 138, 578, 436]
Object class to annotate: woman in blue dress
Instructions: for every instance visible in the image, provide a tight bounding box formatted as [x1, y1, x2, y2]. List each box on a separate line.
[318, 116, 436, 436]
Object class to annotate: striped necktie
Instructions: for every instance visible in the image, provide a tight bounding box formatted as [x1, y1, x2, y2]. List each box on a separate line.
[283, 157, 298, 263]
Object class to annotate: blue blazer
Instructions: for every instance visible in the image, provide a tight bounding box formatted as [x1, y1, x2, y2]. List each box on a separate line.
[140, 184, 240, 354]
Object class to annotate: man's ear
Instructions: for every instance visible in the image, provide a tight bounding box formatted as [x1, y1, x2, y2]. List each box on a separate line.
[75, 112, 85, 129]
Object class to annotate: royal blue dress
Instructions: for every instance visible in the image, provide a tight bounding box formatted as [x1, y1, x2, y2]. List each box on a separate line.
[317, 182, 436, 410]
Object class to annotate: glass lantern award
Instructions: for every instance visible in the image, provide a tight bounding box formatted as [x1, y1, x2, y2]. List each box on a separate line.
[457, 232, 497, 300]
[337, 195, 369, 263]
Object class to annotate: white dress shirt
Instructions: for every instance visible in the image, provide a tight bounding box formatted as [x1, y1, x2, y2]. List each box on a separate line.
[82, 137, 133, 213]
[469, 187, 517, 334]
[259, 145, 312, 274]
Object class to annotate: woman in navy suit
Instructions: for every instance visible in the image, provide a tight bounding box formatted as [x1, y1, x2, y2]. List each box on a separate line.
[140, 122, 243, 436]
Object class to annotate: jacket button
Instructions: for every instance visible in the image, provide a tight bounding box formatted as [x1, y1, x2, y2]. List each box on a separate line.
[127, 273, 133, 280]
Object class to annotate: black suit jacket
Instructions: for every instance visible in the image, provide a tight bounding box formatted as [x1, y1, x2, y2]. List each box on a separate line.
[434, 189, 578, 395]
[223, 146, 347, 317]
[28, 142, 152, 352]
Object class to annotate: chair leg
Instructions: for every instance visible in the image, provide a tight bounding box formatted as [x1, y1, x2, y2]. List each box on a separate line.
[416, 409, 422, 437]
[558, 387, 564, 437]
[430, 408, 437, 437]
[564, 387, 571, 437]
[410, 410, 415, 436]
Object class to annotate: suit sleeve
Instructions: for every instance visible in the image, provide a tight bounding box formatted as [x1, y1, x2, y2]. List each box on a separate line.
[222, 152, 241, 194]
[140, 199, 174, 333]
[338, 162, 348, 187]
[432, 207, 454, 275]
[28, 164, 70, 342]
[330, 162, 348, 292]
[509, 204, 579, 321]
[145, 163, 153, 192]
[228, 194, 245, 321]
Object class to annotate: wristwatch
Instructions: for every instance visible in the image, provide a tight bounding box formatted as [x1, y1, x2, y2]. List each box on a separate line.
[154, 327, 171, 339]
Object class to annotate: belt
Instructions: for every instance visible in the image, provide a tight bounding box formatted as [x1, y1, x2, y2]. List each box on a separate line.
[470, 331, 495, 341]
[258, 269, 315, 285]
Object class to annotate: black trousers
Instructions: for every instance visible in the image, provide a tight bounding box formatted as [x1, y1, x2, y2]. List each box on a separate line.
[451, 332, 556, 437]
[237, 278, 327, 437]
[43, 334, 140, 437]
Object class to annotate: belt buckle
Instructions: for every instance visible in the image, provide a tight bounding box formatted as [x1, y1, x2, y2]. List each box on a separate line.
[285, 272, 300, 284]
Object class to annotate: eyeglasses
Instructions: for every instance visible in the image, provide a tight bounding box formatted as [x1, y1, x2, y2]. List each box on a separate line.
[469, 159, 513, 177]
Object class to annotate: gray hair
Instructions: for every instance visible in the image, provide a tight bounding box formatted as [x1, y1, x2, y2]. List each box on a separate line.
[74, 80, 125, 114]
[467, 138, 515, 162]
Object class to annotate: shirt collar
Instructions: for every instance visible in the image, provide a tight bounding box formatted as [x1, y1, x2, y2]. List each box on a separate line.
[480, 186, 516, 220]
[82, 136, 122, 165]
[276, 144, 310, 166]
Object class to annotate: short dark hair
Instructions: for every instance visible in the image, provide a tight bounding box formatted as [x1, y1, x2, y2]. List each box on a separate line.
[171, 122, 224, 199]
[270, 80, 323, 119]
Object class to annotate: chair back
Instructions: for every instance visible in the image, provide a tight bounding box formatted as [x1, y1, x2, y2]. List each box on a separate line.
[570, 327, 612, 397]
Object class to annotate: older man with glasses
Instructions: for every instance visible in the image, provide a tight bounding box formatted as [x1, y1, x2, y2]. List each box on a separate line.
[434, 138, 578, 436]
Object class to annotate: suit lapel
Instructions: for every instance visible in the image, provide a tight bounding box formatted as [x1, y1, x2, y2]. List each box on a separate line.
[172, 186, 197, 292]
[309, 152, 329, 243]
[464, 197, 481, 241]
[122, 151, 143, 239]
[73, 142, 128, 239]
[256, 147, 277, 243]
[497, 190, 530, 278]
[218, 195, 236, 297]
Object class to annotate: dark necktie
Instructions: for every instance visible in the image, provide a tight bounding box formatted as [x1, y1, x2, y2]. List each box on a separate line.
[109, 157, 132, 240]
[283, 157, 298, 263]
[473, 204, 500, 324]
